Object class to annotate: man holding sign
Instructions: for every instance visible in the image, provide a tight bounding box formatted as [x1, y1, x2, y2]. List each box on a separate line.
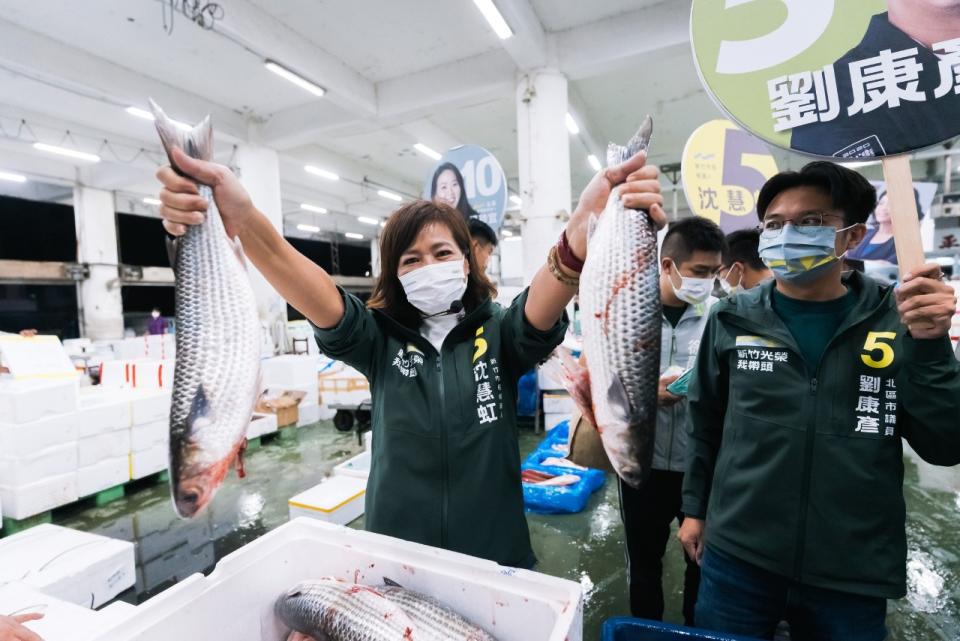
[678, 162, 960, 641]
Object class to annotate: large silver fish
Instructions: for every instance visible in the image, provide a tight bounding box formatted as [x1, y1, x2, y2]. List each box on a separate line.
[572, 117, 660, 489]
[150, 99, 262, 518]
[275, 578, 497, 641]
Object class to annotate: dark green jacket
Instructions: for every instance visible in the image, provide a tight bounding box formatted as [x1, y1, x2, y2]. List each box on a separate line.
[682, 273, 960, 598]
[314, 288, 566, 567]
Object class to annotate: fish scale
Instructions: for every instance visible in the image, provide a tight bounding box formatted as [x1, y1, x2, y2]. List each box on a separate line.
[577, 116, 661, 489]
[150, 99, 262, 518]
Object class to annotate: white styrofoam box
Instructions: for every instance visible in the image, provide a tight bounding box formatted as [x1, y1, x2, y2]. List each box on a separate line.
[296, 401, 321, 427]
[363, 429, 372, 451]
[0, 442, 77, 486]
[332, 450, 370, 480]
[0, 582, 104, 641]
[77, 456, 129, 497]
[537, 364, 564, 392]
[0, 524, 135, 608]
[131, 419, 168, 451]
[78, 428, 131, 467]
[0, 377, 79, 424]
[542, 392, 575, 414]
[288, 476, 366, 525]
[260, 354, 319, 389]
[0, 472, 78, 519]
[115, 335, 175, 361]
[141, 541, 216, 591]
[130, 389, 171, 425]
[77, 389, 133, 438]
[100, 359, 174, 389]
[91, 518, 583, 641]
[544, 412, 569, 432]
[247, 412, 278, 440]
[0, 412, 79, 459]
[129, 445, 167, 480]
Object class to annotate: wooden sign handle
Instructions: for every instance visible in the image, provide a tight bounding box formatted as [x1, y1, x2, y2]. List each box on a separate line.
[881, 155, 924, 275]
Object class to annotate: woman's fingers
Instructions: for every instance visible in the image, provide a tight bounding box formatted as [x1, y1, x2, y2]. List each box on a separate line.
[162, 220, 187, 237]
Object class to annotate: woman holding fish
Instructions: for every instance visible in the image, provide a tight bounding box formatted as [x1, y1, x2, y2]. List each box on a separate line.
[154, 143, 665, 567]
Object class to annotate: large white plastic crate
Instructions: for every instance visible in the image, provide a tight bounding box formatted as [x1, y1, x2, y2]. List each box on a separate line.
[92, 518, 582, 641]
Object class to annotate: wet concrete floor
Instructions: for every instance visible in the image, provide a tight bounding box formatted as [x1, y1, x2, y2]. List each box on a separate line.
[54, 422, 959, 640]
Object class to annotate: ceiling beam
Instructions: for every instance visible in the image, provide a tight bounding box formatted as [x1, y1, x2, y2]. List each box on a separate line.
[495, 0, 550, 70]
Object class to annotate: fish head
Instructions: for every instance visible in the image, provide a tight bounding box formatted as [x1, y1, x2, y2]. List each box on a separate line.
[618, 463, 650, 490]
[171, 445, 238, 518]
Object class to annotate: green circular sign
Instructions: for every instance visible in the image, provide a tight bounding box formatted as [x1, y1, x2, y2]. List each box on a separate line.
[690, 1, 960, 159]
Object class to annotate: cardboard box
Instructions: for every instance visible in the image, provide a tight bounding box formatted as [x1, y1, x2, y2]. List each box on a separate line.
[0, 525, 135, 609]
[130, 419, 167, 452]
[0, 442, 77, 486]
[0, 472, 78, 519]
[129, 445, 167, 480]
[77, 456, 129, 497]
[255, 389, 306, 428]
[0, 378, 79, 424]
[0, 412, 79, 459]
[288, 476, 367, 525]
[78, 428, 131, 467]
[91, 518, 583, 641]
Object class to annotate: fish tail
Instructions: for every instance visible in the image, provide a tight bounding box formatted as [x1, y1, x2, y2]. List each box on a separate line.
[557, 350, 598, 428]
[148, 98, 214, 173]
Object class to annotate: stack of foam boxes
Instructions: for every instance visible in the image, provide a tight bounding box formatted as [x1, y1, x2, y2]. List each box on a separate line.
[260, 354, 320, 428]
[128, 390, 172, 480]
[76, 388, 133, 498]
[542, 392, 575, 431]
[0, 378, 81, 522]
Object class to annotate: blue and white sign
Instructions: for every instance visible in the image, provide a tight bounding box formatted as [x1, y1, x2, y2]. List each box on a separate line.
[423, 145, 507, 231]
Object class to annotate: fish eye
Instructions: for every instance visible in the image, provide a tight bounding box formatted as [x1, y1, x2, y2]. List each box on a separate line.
[179, 490, 199, 505]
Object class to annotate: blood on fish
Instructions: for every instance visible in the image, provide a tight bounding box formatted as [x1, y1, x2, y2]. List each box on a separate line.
[403, 627, 413, 640]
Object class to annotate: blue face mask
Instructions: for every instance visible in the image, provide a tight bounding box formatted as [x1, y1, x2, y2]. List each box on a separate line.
[758, 224, 853, 283]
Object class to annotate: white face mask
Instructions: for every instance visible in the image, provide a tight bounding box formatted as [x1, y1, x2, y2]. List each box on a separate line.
[151, 311, 161, 319]
[399, 259, 467, 316]
[719, 266, 742, 297]
[669, 263, 714, 305]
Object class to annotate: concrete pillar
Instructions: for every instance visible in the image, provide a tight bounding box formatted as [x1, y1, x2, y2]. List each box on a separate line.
[516, 70, 571, 283]
[233, 144, 287, 354]
[73, 186, 124, 340]
[370, 237, 381, 278]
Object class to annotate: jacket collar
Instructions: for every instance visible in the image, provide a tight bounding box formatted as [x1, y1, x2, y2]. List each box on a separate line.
[373, 298, 495, 354]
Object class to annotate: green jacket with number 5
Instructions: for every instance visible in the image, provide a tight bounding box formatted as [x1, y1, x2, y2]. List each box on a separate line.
[682, 271, 960, 598]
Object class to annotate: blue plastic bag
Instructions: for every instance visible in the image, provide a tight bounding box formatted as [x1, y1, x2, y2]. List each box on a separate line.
[516, 370, 538, 417]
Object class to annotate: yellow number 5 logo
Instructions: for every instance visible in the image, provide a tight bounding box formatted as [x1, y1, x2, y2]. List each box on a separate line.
[861, 332, 896, 369]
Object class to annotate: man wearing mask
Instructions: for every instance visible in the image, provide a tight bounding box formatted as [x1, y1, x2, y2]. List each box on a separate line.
[468, 218, 498, 275]
[718, 229, 772, 296]
[147, 307, 167, 335]
[679, 162, 960, 641]
[621, 217, 725, 625]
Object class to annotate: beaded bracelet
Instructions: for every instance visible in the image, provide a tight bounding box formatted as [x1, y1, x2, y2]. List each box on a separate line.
[548, 245, 580, 288]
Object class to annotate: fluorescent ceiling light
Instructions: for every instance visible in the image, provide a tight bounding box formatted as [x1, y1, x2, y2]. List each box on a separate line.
[0, 170, 27, 183]
[565, 113, 580, 135]
[413, 142, 443, 161]
[345, 232, 364, 240]
[502, 229, 514, 237]
[358, 216, 379, 225]
[505, 236, 522, 242]
[304, 165, 339, 181]
[472, 0, 513, 39]
[377, 189, 402, 202]
[297, 224, 320, 233]
[300, 203, 328, 214]
[125, 106, 192, 132]
[264, 60, 326, 97]
[33, 142, 100, 163]
[509, 195, 521, 206]
[587, 155, 601, 172]
[142, 197, 161, 206]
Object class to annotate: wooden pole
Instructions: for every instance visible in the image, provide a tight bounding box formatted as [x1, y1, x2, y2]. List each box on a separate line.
[880, 154, 924, 275]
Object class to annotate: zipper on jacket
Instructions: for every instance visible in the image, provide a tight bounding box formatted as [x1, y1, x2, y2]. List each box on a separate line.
[436, 355, 448, 547]
[666, 328, 677, 468]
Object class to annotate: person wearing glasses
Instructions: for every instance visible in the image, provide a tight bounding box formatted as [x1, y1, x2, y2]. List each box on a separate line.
[677, 161, 960, 641]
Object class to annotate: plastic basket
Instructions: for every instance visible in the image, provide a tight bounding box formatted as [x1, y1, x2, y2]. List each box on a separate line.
[601, 617, 761, 641]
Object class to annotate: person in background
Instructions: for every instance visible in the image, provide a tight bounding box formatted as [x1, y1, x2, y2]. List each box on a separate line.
[155, 138, 665, 568]
[147, 307, 167, 335]
[679, 161, 960, 641]
[0, 612, 43, 641]
[718, 228, 772, 296]
[620, 217, 725, 625]
[846, 188, 924, 264]
[468, 217, 498, 274]
[430, 162, 480, 220]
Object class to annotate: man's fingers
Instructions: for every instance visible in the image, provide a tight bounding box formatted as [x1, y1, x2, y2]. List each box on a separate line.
[902, 262, 943, 283]
[896, 278, 952, 299]
[622, 193, 664, 211]
[897, 293, 955, 314]
[162, 220, 187, 237]
[155, 166, 198, 194]
[603, 150, 647, 185]
[696, 541, 705, 565]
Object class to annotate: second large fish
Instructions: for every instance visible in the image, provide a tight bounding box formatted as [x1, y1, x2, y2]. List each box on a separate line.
[150, 100, 262, 518]
[573, 117, 660, 489]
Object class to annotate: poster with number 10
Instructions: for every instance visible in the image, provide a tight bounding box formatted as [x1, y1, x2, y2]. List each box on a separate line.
[690, 0, 960, 159]
[423, 145, 508, 231]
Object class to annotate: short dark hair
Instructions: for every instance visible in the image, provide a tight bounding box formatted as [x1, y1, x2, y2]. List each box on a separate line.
[661, 217, 726, 264]
[757, 161, 877, 226]
[468, 218, 498, 247]
[723, 229, 765, 271]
